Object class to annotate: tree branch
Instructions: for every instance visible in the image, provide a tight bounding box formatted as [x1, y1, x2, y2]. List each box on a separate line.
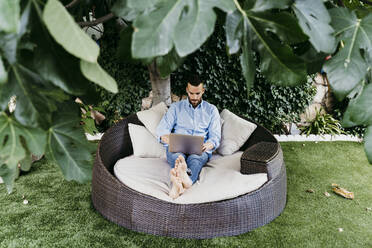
[77, 13, 115, 27]
[65, 0, 81, 9]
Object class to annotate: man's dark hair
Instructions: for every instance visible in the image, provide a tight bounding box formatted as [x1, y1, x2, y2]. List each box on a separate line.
[186, 74, 203, 87]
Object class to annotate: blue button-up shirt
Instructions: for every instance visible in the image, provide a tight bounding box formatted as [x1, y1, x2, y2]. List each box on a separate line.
[156, 99, 221, 153]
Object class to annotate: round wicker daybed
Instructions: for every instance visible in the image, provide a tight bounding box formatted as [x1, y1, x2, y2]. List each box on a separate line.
[91, 114, 287, 239]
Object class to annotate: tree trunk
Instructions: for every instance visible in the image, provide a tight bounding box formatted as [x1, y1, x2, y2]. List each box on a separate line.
[148, 61, 171, 106]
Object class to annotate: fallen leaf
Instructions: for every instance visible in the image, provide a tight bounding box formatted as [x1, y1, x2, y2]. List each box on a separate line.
[306, 189, 315, 193]
[332, 184, 354, 199]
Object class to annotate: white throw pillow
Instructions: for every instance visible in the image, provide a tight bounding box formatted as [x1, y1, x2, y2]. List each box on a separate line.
[217, 109, 257, 156]
[128, 124, 166, 158]
[137, 102, 168, 137]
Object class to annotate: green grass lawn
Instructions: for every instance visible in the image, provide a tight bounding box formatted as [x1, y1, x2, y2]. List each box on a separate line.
[1, 142, 372, 248]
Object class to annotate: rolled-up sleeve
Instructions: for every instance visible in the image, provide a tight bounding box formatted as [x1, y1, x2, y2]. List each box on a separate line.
[206, 106, 221, 152]
[156, 104, 176, 145]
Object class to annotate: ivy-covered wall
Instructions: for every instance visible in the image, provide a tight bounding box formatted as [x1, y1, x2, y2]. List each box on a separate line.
[97, 24, 151, 129]
[97, 22, 315, 133]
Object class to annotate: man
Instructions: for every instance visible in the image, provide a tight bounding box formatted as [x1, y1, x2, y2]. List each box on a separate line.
[156, 75, 221, 199]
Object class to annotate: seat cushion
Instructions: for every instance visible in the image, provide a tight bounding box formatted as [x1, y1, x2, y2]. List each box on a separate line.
[113, 152, 268, 204]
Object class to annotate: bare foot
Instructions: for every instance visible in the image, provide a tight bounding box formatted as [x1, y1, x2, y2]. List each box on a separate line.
[169, 168, 184, 199]
[177, 156, 193, 189]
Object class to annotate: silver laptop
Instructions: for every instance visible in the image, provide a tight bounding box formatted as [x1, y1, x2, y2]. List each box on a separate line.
[169, 133, 204, 155]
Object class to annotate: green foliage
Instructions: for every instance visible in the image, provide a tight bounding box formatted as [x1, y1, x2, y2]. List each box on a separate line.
[0, 0, 118, 193]
[323, 8, 372, 101]
[299, 108, 345, 136]
[171, 24, 316, 133]
[331, 96, 366, 138]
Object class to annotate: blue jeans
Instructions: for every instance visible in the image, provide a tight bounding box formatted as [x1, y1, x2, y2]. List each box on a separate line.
[166, 147, 211, 184]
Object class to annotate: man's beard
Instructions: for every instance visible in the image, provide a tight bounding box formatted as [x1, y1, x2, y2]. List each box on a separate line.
[189, 98, 201, 107]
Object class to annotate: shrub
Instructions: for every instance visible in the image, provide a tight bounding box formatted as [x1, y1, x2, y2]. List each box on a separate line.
[299, 108, 345, 136]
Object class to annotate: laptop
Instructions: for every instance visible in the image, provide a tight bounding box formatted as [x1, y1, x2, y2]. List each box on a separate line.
[169, 133, 204, 155]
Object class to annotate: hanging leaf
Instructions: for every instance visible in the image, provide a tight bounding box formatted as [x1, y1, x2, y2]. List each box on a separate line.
[130, 0, 235, 58]
[323, 9, 372, 100]
[0, 2, 31, 65]
[240, 18, 255, 91]
[173, 1, 218, 56]
[226, 10, 244, 55]
[43, 0, 99, 63]
[343, 83, 372, 127]
[0, 0, 20, 33]
[293, 0, 336, 53]
[249, 17, 307, 86]
[250, 0, 291, 12]
[2, 64, 53, 128]
[80, 60, 118, 93]
[248, 11, 308, 45]
[0, 112, 46, 193]
[156, 49, 184, 78]
[45, 104, 95, 183]
[112, 0, 157, 21]
[0, 57, 7, 84]
[28, 10, 93, 96]
[225, 3, 308, 87]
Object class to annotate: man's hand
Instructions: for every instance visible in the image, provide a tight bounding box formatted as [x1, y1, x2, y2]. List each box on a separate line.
[161, 134, 170, 144]
[202, 142, 214, 152]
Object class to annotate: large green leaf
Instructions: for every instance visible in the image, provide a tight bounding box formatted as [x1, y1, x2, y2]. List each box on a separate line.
[45, 104, 94, 183]
[293, 0, 335, 53]
[0, 112, 46, 193]
[2, 64, 53, 128]
[323, 43, 368, 100]
[0, 0, 20, 33]
[225, 6, 307, 87]
[249, 17, 307, 86]
[250, 0, 290, 12]
[80, 60, 118, 93]
[0, 2, 31, 65]
[173, 0, 232, 56]
[131, 0, 235, 58]
[226, 10, 244, 55]
[112, 0, 157, 21]
[323, 9, 372, 100]
[240, 18, 255, 91]
[43, 0, 99, 63]
[0, 56, 7, 84]
[156, 49, 184, 78]
[29, 9, 93, 95]
[343, 83, 372, 126]
[248, 11, 308, 45]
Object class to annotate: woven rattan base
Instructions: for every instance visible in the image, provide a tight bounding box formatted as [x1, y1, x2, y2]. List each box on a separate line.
[91, 115, 287, 239]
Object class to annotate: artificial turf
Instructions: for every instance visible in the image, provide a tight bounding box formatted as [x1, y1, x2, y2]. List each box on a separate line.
[1, 142, 372, 248]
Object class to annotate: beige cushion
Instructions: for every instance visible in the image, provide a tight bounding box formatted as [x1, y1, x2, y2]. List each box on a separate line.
[137, 102, 168, 137]
[217, 109, 257, 156]
[128, 123, 166, 158]
[114, 152, 267, 204]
